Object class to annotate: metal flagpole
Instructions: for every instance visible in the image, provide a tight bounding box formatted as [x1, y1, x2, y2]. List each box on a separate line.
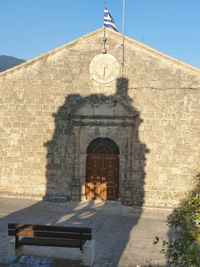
[122, 0, 125, 74]
[103, 0, 107, 53]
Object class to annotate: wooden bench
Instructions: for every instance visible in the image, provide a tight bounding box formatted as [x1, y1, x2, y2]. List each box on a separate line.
[8, 223, 95, 265]
[8, 223, 92, 251]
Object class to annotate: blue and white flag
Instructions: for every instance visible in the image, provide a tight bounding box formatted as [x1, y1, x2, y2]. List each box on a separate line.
[104, 7, 117, 31]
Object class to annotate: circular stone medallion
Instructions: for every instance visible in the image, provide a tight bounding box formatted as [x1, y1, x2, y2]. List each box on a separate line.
[89, 53, 120, 84]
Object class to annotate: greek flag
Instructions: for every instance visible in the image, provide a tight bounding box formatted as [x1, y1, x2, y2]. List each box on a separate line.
[104, 7, 117, 31]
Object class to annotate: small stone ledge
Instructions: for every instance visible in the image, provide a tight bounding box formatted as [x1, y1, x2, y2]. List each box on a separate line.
[43, 195, 70, 202]
[0, 192, 43, 201]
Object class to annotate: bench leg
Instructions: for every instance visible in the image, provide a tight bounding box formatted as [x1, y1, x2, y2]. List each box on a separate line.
[81, 240, 95, 266]
[8, 238, 23, 259]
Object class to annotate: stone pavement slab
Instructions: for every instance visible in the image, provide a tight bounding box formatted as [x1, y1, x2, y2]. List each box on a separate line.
[0, 197, 173, 266]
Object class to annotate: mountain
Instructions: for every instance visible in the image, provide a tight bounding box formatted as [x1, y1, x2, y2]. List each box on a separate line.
[0, 55, 25, 72]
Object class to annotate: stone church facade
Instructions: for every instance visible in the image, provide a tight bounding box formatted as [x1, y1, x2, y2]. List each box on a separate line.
[0, 28, 200, 207]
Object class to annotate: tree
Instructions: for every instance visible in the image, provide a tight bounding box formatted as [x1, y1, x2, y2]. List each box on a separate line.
[155, 173, 200, 266]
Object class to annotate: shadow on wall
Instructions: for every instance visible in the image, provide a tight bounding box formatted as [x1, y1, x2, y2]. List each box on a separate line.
[44, 77, 148, 206]
[0, 77, 151, 266]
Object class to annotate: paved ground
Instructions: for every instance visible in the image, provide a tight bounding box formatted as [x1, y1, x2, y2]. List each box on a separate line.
[0, 197, 173, 267]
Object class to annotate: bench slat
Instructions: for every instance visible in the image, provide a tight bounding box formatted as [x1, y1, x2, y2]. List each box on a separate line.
[8, 223, 91, 233]
[8, 229, 91, 240]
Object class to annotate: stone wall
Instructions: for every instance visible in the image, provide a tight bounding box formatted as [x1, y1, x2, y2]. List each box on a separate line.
[0, 28, 200, 207]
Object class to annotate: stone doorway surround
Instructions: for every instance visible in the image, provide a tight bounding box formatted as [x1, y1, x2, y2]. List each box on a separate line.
[70, 96, 138, 204]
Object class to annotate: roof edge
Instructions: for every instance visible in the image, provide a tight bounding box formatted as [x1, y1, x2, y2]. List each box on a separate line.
[108, 28, 200, 75]
[0, 28, 104, 78]
[0, 27, 199, 78]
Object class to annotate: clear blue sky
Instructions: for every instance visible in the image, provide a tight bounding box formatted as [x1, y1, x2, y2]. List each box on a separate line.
[1, 0, 200, 68]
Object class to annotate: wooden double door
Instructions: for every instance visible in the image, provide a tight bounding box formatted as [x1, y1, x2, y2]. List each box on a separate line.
[85, 154, 119, 200]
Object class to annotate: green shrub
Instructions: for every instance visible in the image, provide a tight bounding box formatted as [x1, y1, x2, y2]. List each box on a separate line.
[155, 173, 200, 266]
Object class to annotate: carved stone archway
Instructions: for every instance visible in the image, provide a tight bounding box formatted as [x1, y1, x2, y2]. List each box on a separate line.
[70, 94, 138, 204]
[87, 137, 120, 155]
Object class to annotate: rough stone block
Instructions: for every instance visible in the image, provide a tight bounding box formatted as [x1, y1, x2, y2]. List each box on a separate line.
[7, 238, 23, 259]
[82, 240, 95, 266]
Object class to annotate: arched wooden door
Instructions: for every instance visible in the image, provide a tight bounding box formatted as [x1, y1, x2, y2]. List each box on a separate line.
[85, 138, 119, 200]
